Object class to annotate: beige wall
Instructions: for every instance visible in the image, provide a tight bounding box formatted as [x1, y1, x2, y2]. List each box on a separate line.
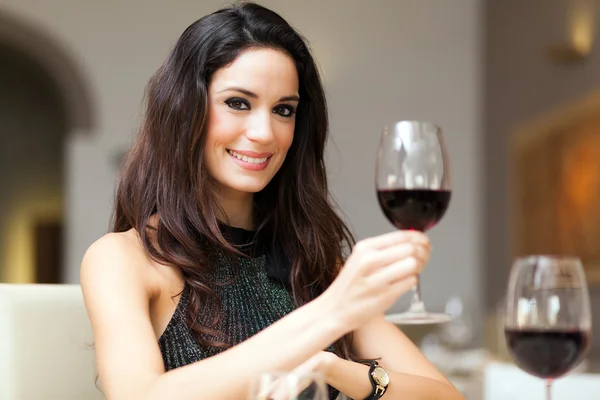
[0, 0, 483, 328]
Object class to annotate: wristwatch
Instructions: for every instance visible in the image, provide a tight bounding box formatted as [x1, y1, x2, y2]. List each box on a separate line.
[362, 360, 390, 400]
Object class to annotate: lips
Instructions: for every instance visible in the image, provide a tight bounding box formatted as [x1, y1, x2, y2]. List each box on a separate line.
[226, 149, 273, 171]
[227, 149, 271, 164]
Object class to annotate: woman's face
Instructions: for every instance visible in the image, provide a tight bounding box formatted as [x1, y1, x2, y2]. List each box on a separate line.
[204, 48, 299, 195]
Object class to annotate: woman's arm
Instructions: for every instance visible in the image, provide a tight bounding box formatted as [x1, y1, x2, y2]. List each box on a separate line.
[81, 234, 344, 400]
[81, 230, 425, 400]
[297, 316, 464, 399]
[322, 354, 463, 400]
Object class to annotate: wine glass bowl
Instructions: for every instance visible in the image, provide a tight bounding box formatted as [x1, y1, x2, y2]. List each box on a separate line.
[377, 120, 452, 325]
[504, 255, 592, 399]
[376, 189, 451, 232]
[248, 371, 328, 400]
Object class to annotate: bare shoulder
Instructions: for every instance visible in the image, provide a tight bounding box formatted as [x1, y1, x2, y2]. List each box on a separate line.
[83, 230, 144, 263]
[80, 230, 174, 395]
[80, 230, 156, 301]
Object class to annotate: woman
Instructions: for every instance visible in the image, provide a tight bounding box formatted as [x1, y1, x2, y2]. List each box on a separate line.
[80, 2, 463, 400]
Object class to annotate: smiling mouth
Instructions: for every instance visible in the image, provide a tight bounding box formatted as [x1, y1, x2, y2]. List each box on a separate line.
[226, 149, 271, 164]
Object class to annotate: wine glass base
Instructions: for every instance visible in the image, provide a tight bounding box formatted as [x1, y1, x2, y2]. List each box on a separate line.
[385, 311, 452, 325]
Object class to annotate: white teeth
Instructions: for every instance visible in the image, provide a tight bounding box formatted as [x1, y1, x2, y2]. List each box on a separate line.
[227, 150, 268, 164]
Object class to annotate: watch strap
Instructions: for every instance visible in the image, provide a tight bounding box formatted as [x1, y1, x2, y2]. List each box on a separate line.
[360, 360, 388, 400]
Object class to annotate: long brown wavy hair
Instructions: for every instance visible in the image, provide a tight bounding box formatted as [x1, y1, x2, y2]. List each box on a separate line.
[112, 2, 356, 359]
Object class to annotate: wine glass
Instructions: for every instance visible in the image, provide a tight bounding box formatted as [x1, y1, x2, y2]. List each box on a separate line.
[377, 120, 452, 324]
[504, 255, 592, 400]
[248, 371, 328, 400]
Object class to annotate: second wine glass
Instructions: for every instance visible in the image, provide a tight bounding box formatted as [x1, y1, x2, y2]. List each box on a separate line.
[504, 255, 592, 400]
[377, 120, 452, 325]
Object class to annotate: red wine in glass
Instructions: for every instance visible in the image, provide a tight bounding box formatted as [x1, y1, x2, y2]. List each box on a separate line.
[504, 256, 592, 400]
[377, 121, 452, 325]
[377, 189, 451, 232]
[505, 328, 590, 379]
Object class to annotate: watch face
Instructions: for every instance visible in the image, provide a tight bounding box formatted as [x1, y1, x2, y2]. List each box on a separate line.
[372, 367, 390, 386]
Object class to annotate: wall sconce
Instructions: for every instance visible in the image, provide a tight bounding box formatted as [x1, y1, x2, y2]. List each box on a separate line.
[548, 0, 597, 63]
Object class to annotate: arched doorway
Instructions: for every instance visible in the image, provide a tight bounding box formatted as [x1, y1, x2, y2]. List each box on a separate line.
[0, 9, 95, 283]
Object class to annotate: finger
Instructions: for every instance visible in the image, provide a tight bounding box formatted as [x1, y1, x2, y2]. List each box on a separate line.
[387, 275, 418, 299]
[362, 241, 431, 273]
[401, 242, 430, 268]
[354, 230, 427, 252]
[398, 230, 431, 249]
[368, 257, 420, 286]
[410, 231, 431, 247]
[359, 242, 416, 271]
[412, 243, 431, 268]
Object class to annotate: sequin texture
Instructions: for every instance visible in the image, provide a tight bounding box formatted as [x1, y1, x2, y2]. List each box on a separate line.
[158, 250, 297, 359]
[157, 226, 340, 399]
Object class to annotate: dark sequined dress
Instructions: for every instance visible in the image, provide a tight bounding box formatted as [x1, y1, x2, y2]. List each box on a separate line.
[157, 225, 340, 399]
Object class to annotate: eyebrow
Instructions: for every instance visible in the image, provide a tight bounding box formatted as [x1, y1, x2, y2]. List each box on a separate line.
[219, 87, 300, 102]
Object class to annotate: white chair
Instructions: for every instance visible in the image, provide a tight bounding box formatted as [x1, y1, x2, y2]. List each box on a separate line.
[484, 360, 600, 400]
[0, 283, 104, 400]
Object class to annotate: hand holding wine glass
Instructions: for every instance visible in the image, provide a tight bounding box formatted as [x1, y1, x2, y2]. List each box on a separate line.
[321, 228, 430, 333]
[504, 255, 592, 400]
[376, 120, 452, 324]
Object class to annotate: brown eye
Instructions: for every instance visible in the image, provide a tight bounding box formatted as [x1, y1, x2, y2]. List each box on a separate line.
[224, 97, 250, 110]
[273, 105, 296, 117]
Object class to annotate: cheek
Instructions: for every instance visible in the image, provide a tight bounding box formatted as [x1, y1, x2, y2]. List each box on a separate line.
[205, 107, 242, 148]
[277, 126, 295, 155]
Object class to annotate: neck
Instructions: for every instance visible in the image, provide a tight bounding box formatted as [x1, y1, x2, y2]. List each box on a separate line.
[217, 187, 255, 230]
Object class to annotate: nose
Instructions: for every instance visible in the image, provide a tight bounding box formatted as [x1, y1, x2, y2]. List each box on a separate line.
[245, 110, 274, 144]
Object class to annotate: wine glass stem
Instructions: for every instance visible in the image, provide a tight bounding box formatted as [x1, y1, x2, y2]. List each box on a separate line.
[546, 379, 553, 400]
[408, 274, 426, 313]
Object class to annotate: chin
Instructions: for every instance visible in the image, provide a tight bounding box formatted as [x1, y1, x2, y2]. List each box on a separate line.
[222, 178, 272, 194]
[233, 184, 267, 193]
